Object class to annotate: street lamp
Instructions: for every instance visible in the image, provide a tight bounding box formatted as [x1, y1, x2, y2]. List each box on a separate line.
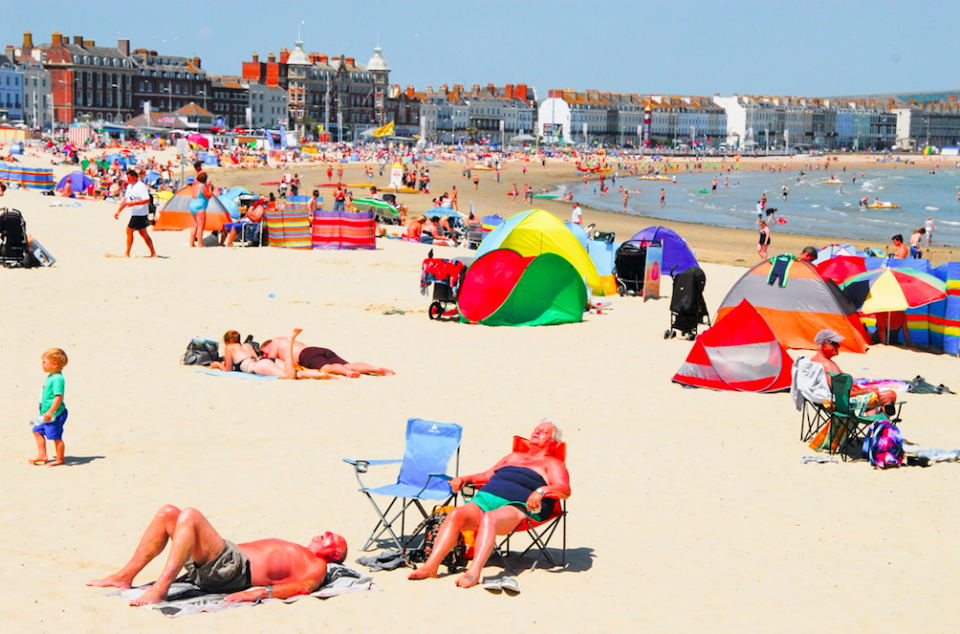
[110, 83, 122, 124]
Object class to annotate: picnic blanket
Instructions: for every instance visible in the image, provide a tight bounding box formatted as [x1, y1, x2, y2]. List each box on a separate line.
[194, 368, 279, 381]
[104, 563, 373, 618]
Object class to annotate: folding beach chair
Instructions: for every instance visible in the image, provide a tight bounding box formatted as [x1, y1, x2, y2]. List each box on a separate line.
[344, 418, 461, 552]
[462, 436, 567, 573]
[800, 397, 832, 443]
[809, 373, 903, 460]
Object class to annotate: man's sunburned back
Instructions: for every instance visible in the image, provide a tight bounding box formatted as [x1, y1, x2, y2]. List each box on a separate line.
[238, 538, 327, 588]
[810, 352, 840, 375]
[263, 337, 307, 363]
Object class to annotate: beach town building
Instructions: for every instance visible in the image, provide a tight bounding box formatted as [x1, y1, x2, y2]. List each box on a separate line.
[125, 103, 214, 134]
[128, 50, 210, 119]
[246, 82, 289, 129]
[5, 33, 52, 130]
[0, 53, 23, 123]
[241, 40, 389, 140]
[417, 88, 470, 143]
[34, 32, 137, 125]
[383, 86, 421, 137]
[892, 101, 960, 150]
[209, 77, 248, 129]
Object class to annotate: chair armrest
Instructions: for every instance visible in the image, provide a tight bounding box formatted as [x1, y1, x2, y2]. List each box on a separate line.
[413, 473, 453, 498]
[343, 458, 403, 488]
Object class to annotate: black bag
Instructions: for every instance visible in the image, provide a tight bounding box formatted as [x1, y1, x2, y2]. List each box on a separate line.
[147, 194, 157, 224]
[181, 338, 221, 366]
[404, 506, 467, 574]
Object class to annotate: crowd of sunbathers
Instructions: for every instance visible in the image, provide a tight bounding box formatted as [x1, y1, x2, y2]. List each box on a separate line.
[209, 328, 394, 379]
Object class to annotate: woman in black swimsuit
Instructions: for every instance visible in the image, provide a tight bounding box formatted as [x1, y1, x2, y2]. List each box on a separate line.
[408, 421, 571, 589]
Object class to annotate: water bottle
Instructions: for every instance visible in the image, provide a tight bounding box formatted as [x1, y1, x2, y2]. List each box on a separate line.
[30, 415, 44, 427]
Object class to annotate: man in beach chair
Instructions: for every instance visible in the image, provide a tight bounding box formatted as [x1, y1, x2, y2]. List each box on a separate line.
[344, 418, 462, 553]
[87, 505, 347, 606]
[408, 420, 570, 589]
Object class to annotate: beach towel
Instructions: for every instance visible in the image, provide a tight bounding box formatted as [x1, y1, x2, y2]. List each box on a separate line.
[103, 563, 373, 618]
[790, 355, 831, 411]
[194, 369, 279, 381]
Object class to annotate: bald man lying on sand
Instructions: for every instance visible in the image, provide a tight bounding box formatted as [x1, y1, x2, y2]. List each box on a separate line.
[259, 331, 394, 378]
[88, 504, 347, 606]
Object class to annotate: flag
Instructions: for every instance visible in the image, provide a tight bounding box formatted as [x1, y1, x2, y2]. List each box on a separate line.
[213, 117, 226, 128]
[372, 120, 394, 138]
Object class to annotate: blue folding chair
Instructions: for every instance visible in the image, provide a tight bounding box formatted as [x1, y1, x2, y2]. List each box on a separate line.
[344, 418, 462, 552]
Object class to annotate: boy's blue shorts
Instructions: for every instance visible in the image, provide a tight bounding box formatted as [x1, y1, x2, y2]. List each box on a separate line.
[33, 409, 68, 440]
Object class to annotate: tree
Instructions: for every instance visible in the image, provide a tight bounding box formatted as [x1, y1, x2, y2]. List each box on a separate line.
[466, 125, 479, 141]
[298, 114, 317, 138]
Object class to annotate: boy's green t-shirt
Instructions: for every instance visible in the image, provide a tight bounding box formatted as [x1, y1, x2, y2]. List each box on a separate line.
[41, 372, 66, 416]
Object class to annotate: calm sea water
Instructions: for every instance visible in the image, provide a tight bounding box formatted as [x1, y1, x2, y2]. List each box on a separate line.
[564, 166, 960, 249]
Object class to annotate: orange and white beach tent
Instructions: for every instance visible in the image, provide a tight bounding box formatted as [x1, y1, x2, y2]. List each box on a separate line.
[153, 184, 232, 231]
[715, 257, 871, 353]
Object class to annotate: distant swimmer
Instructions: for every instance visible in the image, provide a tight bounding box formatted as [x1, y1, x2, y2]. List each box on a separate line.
[712, 177, 718, 192]
[724, 177, 729, 188]
[782, 185, 789, 200]
[860, 196, 868, 208]
[838, 185, 844, 194]
[852, 175, 856, 184]
[660, 188, 666, 207]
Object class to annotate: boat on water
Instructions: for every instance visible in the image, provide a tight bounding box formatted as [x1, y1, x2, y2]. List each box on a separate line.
[637, 175, 672, 181]
[865, 203, 900, 209]
[823, 179, 844, 184]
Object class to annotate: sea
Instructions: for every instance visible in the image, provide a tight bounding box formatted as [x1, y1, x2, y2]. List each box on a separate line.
[562, 166, 960, 249]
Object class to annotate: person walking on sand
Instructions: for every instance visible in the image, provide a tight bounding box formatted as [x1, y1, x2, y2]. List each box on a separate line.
[114, 170, 157, 257]
[623, 191, 629, 213]
[29, 348, 69, 466]
[925, 217, 935, 246]
[451, 186, 459, 212]
[757, 220, 771, 260]
[572, 202, 583, 226]
[511, 182, 519, 204]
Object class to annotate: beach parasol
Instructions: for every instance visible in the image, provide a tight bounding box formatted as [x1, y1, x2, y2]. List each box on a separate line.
[816, 255, 866, 285]
[425, 206, 464, 218]
[352, 198, 399, 216]
[814, 244, 856, 265]
[839, 268, 947, 314]
[187, 133, 209, 149]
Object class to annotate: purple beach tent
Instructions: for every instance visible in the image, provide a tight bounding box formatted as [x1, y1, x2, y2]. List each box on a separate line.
[626, 226, 698, 275]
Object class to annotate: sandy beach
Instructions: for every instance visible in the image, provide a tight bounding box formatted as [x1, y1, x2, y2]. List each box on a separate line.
[3, 149, 960, 632]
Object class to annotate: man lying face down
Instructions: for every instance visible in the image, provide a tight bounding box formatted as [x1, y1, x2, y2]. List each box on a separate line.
[88, 505, 347, 606]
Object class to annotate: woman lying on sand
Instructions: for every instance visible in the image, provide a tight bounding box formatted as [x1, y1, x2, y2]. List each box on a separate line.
[210, 328, 336, 379]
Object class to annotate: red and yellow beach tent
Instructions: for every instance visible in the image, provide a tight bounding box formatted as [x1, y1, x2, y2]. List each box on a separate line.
[153, 184, 232, 231]
[673, 299, 793, 392]
[716, 258, 871, 353]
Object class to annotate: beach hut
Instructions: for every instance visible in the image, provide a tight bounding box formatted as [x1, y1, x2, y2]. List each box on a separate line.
[153, 185, 233, 231]
[625, 226, 698, 276]
[673, 300, 793, 392]
[457, 250, 586, 327]
[476, 209, 604, 294]
[716, 258, 871, 353]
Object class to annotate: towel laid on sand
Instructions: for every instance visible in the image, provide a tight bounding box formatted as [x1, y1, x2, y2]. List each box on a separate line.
[103, 563, 373, 618]
[194, 368, 279, 381]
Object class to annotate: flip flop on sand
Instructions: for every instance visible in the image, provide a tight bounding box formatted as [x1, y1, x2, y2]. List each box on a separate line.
[500, 577, 520, 596]
[483, 578, 503, 594]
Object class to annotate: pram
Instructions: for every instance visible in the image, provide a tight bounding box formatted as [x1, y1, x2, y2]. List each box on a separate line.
[665, 266, 710, 339]
[614, 239, 658, 296]
[0, 208, 29, 268]
[420, 253, 472, 320]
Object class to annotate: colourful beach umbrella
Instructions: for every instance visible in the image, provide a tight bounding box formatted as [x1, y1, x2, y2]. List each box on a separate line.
[352, 198, 399, 216]
[839, 268, 947, 314]
[816, 255, 866, 285]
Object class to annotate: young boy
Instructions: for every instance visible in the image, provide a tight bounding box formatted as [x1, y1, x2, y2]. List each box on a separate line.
[30, 348, 68, 466]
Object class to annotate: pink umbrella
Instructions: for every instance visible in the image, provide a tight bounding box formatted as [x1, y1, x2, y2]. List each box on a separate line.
[187, 133, 209, 149]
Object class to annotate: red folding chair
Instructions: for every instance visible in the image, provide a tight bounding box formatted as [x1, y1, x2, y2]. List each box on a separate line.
[462, 435, 567, 572]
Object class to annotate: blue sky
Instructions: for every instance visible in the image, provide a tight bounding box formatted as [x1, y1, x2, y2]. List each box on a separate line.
[4, 0, 957, 98]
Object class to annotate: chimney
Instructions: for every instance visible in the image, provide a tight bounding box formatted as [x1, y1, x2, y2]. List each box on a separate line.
[279, 48, 289, 63]
[192, 56, 201, 68]
[318, 55, 328, 64]
[268, 53, 276, 63]
[73, 35, 83, 46]
[23, 31, 33, 53]
[117, 38, 130, 55]
[505, 84, 514, 99]
[427, 85, 433, 94]
[345, 57, 355, 66]
[52, 31, 62, 47]
[440, 84, 448, 93]
[252, 52, 259, 63]
[84, 39, 95, 47]
[471, 84, 479, 93]
[407, 86, 414, 98]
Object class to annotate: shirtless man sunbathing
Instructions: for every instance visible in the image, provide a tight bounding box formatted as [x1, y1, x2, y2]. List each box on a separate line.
[210, 328, 336, 379]
[87, 504, 346, 606]
[259, 332, 394, 378]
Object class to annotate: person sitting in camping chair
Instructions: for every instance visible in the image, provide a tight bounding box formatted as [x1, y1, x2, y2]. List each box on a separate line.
[797, 329, 897, 418]
[408, 420, 570, 589]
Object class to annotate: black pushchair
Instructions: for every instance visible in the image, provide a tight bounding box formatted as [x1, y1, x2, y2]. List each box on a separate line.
[420, 254, 472, 320]
[665, 266, 710, 339]
[614, 239, 658, 296]
[0, 208, 29, 268]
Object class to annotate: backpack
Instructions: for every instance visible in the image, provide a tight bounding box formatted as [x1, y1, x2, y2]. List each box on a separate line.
[862, 421, 904, 469]
[147, 194, 157, 224]
[404, 505, 468, 574]
[181, 338, 221, 366]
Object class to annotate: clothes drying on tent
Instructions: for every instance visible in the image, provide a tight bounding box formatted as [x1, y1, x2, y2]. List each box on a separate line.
[457, 249, 586, 327]
[673, 299, 794, 392]
[153, 184, 233, 231]
[476, 208, 603, 294]
[716, 258, 871, 353]
[625, 226, 698, 277]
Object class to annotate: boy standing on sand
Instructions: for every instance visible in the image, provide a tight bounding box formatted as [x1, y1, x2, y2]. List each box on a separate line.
[30, 349, 69, 466]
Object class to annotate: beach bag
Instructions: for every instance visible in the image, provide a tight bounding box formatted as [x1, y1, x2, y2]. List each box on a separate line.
[862, 421, 904, 469]
[181, 338, 221, 366]
[405, 505, 468, 573]
[147, 195, 157, 224]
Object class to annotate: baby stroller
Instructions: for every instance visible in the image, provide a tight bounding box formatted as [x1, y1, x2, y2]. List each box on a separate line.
[665, 266, 710, 339]
[615, 239, 658, 296]
[420, 253, 471, 320]
[0, 208, 29, 268]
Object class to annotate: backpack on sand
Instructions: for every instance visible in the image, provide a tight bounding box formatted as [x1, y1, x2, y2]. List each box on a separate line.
[181, 338, 221, 366]
[862, 421, 904, 469]
[404, 505, 468, 574]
